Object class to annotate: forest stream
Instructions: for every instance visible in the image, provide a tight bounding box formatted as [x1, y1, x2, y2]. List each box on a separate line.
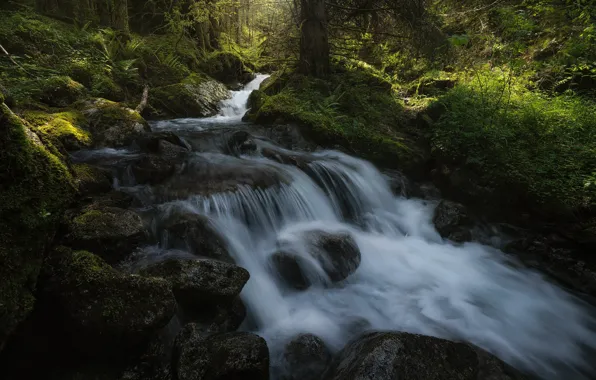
[66, 76, 596, 380]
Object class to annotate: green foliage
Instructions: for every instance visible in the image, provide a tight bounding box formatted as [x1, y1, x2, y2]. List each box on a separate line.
[432, 68, 596, 212]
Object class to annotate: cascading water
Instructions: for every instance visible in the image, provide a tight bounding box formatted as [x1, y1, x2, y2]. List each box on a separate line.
[78, 79, 596, 380]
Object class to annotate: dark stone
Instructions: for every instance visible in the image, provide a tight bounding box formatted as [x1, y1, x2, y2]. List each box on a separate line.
[136, 132, 189, 154]
[282, 334, 331, 380]
[139, 258, 249, 316]
[433, 200, 472, 242]
[270, 252, 311, 290]
[39, 248, 176, 356]
[160, 211, 233, 262]
[73, 163, 113, 196]
[261, 147, 312, 170]
[306, 231, 361, 282]
[89, 191, 135, 209]
[66, 206, 148, 264]
[227, 131, 257, 155]
[324, 332, 527, 380]
[172, 324, 269, 380]
[131, 155, 176, 185]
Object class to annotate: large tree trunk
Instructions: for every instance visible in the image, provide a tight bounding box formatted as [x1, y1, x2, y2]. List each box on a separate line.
[299, 0, 329, 78]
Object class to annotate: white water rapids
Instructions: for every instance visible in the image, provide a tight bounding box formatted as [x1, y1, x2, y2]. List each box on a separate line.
[129, 76, 596, 379]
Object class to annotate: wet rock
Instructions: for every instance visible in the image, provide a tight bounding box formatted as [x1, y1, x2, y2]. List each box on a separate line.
[79, 98, 151, 148]
[262, 147, 313, 170]
[89, 190, 135, 209]
[146, 74, 230, 119]
[324, 332, 527, 380]
[433, 200, 472, 242]
[131, 155, 177, 185]
[172, 324, 269, 380]
[161, 212, 232, 262]
[139, 258, 249, 316]
[39, 248, 176, 355]
[66, 206, 148, 264]
[227, 131, 257, 155]
[73, 163, 112, 195]
[271, 252, 311, 290]
[136, 132, 189, 155]
[306, 230, 361, 282]
[159, 140, 189, 160]
[282, 334, 331, 380]
[120, 333, 172, 380]
[199, 52, 254, 86]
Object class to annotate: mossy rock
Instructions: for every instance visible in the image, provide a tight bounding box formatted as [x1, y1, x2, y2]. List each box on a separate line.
[78, 98, 151, 148]
[39, 248, 176, 354]
[0, 100, 75, 351]
[145, 74, 229, 119]
[22, 110, 92, 151]
[15, 76, 86, 108]
[200, 51, 254, 86]
[72, 163, 113, 196]
[65, 206, 148, 264]
[91, 73, 126, 102]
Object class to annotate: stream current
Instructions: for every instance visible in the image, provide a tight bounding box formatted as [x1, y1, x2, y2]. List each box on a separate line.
[75, 75, 596, 379]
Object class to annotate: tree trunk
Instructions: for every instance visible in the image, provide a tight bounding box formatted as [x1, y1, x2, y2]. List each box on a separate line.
[299, 0, 329, 78]
[110, 0, 129, 32]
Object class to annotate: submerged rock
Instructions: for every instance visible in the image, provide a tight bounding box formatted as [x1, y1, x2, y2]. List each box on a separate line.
[227, 130, 257, 155]
[433, 200, 472, 242]
[40, 248, 176, 355]
[306, 230, 361, 282]
[324, 332, 527, 380]
[172, 324, 269, 380]
[79, 98, 151, 148]
[66, 206, 148, 264]
[139, 258, 249, 316]
[146, 74, 229, 119]
[131, 155, 177, 185]
[136, 132, 189, 155]
[282, 334, 331, 380]
[271, 251, 311, 290]
[160, 212, 232, 262]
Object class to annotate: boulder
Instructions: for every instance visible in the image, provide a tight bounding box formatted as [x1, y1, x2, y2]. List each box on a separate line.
[146, 74, 230, 119]
[72, 163, 112, 196]
[79, 98, 151, 148]
[28, 75, 86, 107]
[131, 155, 177, 185]
[23, 110, 93, 151]
[261, 147, 312, 170]
[324, 332, 527, 380]
[139, 258, 249, 316]
[88, 190, 135, 209]
[270, 251, 311, 290]
[273, 231, 361, 290]
[306, 230, 361, 282]
[160, 212, 232, 262]
[200, 52, 254, 86]
[433, 200, 472, 242]
[227, 131, 257, 155]
[66, 206, 148, 264]
[0, 101, 75, 351]
[136, 132, 189, 155]
[172, 324, 269, 380]
[281, 334, 331, 380]
[40, 248, 176, 355]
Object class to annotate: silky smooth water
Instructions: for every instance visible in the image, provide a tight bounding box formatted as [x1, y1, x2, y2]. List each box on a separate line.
[116, 76, 596, 379]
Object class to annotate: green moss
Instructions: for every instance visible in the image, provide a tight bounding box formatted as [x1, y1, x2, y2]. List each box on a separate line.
[13, 76, 86, 108]
[251, 67, 424, 173]
[91, 73, 125, 102]
[200, 51, 253, 84]
[0, 102, 75, 348]
[431, 68, 596, 215]
[22, 109, 92, 150]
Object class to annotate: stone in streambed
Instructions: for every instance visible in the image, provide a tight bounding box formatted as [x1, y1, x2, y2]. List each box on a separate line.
[433, 200, 473, 242]
[281, 334, 331, 380]
[172, 324, 269, 380]
[65, 206, 148, 264]
[136, 131, 189, 155]
[139, 258, 249, 323]
[270, 251, 311, 290]
[131, 155, 177, 185]
[324, 332, 528, 380]
[227, 130, 257, 155]
[72, 163, 112, 196]
[39, 248, 176, 355]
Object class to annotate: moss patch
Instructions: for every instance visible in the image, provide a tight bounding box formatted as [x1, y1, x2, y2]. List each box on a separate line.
[22, 110, 92, 151]
[0, 101, 75, 349]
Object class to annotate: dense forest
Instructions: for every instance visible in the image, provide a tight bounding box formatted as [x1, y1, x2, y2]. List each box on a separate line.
[1, 0, 596, 379]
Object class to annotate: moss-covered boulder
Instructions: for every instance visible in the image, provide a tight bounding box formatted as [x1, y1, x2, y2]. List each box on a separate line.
[39, 248, 176, 354]
[145, 74, 229, 119]
[72, 163, 113, 196]
[15, 76, 86, 108]
[0, 100, 75, 351]
[65, 206, 148, 264]
[78, 98, 151, 148]
[22, 110, 93, 151]
[200, 51, 255, 87]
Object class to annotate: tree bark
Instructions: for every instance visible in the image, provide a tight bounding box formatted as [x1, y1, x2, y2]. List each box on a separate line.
[299, 0, 330, 78]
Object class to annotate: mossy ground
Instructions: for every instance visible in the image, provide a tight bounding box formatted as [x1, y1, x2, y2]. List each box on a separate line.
[250, 64, 426, 174]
